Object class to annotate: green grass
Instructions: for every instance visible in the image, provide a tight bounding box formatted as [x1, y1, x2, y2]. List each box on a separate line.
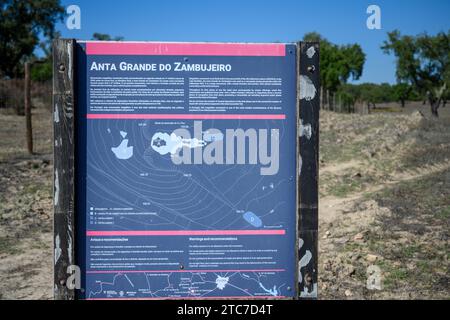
[0, 236, 22, 255]
[436, 206, 450, 220]
[23, 183, 41, 195]
[384, 268, 410, 290]
[323, 172, 375, 198]
[30, 240, 48, 250]
[369, 157, 398, 176]
[416, 260, 433, 273]
[330, 180, 362, 197]
[343, 242, 364, 252]
[321, 141, 367, 164]
[370, 107, 403, 113]
[320, 126, 370, 164]
[375, 260, 410, 290]
[401, 244, 421, 259]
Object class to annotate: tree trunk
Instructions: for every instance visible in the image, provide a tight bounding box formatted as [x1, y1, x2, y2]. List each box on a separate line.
[329, 91, 335, 111]
[24, 62, 33, 154]
[430, 100, 440, 117]
[333, 92, 336, 111]
[337, 93, 341, 113]
[321, 86, 326, 109]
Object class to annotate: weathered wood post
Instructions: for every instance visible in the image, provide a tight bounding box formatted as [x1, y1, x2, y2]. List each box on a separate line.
[24, 62, 33, 154]
[297, 42, 319, 299]
[53, 39, 76, 300]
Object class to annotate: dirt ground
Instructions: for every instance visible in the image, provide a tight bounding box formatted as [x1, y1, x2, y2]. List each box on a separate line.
[0, 101, 449, 299]
[319, 102, 449, 299]
[0, 105, 53, 299]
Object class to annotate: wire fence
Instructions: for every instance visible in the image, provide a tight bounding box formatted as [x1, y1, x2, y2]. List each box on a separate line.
[0, 79, 52, 114]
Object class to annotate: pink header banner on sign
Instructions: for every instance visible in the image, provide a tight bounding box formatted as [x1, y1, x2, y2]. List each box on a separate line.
[86, 41, 286, 56]
[86, 229, 286, 236]
[86, 113, 286, 120]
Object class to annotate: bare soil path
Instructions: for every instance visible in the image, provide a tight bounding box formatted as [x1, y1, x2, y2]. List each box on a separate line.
[318, 106, 449, 299]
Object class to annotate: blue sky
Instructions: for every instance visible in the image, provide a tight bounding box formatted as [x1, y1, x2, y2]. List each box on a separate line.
[57, 0, 450, 84]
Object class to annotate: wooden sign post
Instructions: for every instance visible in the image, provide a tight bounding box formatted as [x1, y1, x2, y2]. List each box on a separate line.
[297, 42, 319, 298]
[53, 39, 319, 300]
[53, 39, 76, 300]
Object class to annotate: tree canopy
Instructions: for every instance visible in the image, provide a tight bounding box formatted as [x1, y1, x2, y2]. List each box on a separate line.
[0, 0, 64, 78]
[336, 82, 422, 113]
[382, 30, 449, 116]
[303, 32, 366, 93]
[92, 33, 124, 41]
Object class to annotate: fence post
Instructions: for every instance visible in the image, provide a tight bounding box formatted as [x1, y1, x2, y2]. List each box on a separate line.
[297, 42, 319, 299]
[53, 39, 76, 300]
[24, 62, 33, 154]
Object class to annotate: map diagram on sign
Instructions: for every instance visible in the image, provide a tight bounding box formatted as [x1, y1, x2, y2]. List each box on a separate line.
[87, 270, 286, 299]
[111, 131, 133, 160]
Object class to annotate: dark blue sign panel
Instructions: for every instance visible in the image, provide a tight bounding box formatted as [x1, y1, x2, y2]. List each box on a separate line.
[76, 42, 297, 299]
